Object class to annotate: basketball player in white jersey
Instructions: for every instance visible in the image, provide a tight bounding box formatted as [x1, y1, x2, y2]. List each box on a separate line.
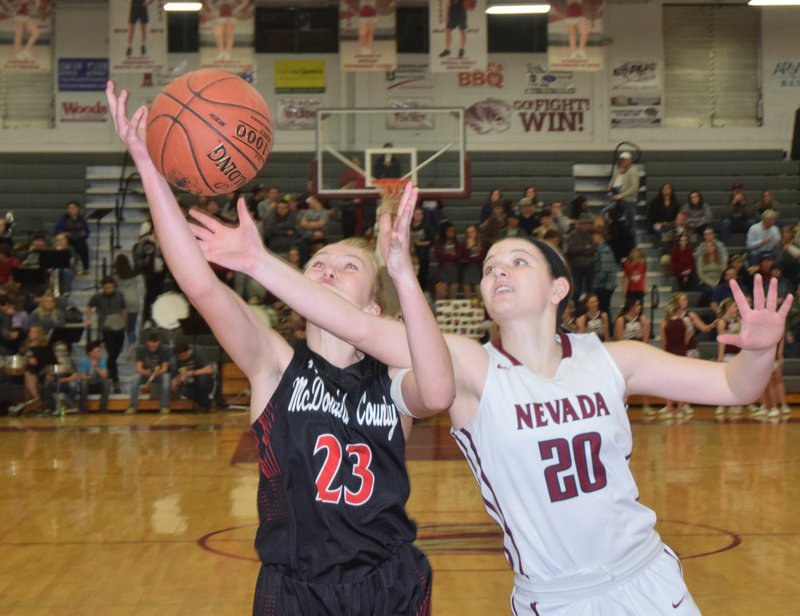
[191, 210, 791, 613]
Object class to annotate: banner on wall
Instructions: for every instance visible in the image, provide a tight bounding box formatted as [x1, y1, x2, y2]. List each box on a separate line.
[429, 0, 487, 73]
[610, 95, 661, 129]
[276, 97, 321, 130]
[610, 61, 659, 91]
[547, 0, 604, 72]
[465, 96, 591, 135]
[385, 63, 434, 92]
[109, 0, 167, 74]
[56, 58, 109, 126]
[199, 0, 256, 78]
[339, 0, 397, 71]
[275, 60, 325, 94]
[386, 98, 436, 129]
[525, 64, 576, 95]
[772, 60, 800, 88]
[0, 0, 53, 72]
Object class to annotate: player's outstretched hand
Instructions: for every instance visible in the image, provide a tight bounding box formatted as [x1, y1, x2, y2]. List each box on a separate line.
[717, 275, 793, 351]
[189, 198, 265, 275]
[105, 81, 150, 164]
[378, 182, 418, 282]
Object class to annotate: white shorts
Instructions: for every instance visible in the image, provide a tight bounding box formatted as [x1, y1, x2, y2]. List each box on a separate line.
[510, 544, 700, 615]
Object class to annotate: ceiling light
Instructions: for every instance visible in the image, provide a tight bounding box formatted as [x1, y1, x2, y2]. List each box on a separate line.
[164, 2, 203, 11]
[486, 4, 551, 14]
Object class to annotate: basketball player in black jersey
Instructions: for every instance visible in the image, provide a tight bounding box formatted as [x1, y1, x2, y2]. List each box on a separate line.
[107, 83, 454, 615]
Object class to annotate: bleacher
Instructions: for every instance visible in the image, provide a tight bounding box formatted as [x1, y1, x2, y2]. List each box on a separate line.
[1, 148, 798, 404]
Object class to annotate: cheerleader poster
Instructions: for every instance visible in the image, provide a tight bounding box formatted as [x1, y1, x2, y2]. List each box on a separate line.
[0, 0, 52, 72]
[548, 0, 605, 72]
[199, 0, 256, 78]
[339, 0, 397, 72]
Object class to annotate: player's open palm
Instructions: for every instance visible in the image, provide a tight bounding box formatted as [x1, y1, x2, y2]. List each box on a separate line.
[105, 81, 150, 163]
[718, 274, 793, 351]
[189, 198, 264, 274]
[378, 182, 418, 282]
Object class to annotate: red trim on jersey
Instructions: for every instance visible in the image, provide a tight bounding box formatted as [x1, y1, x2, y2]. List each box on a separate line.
[492, 332, 573, 365]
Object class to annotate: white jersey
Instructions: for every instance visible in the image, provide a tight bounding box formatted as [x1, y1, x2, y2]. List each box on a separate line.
[451, 333, 658, 583]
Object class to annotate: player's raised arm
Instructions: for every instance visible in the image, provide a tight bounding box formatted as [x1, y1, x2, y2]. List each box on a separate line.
[105, 81, 290, 394]
[377, 184, 454, 416]
[609, 275, 792, 405]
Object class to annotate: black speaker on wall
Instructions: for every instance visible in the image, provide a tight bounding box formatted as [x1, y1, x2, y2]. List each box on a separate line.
[791, 107, 800, 161]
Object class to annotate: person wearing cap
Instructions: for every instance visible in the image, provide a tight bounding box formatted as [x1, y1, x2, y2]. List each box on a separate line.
[604, 151, 641, 245]
[746, 209, 780, 266]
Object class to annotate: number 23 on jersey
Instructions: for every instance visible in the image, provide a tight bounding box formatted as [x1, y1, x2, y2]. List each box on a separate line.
[314, 433, 375, 506]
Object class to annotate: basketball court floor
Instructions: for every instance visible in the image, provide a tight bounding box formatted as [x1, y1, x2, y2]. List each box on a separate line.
[1, 408, 798, 615]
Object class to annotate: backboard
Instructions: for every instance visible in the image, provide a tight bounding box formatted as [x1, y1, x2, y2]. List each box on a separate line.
[313, 107, 470, 200]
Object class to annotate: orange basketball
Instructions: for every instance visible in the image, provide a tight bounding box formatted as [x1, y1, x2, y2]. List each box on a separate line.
[146, 69, 273, 196]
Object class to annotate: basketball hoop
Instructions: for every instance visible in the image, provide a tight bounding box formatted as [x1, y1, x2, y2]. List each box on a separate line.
[374, 179, 409, 217]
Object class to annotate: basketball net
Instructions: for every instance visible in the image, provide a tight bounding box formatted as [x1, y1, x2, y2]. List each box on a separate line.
[374, 179, 409, 217]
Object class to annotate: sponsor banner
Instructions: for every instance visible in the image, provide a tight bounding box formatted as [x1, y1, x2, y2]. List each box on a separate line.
[339, 0, 397, 71]
[458, 62, 504, 89]
[547, 0, 604, 72]
[430, 0, 488, 73]
[58, 58, 109, 92]
[199, 0, 256, 76]
[385, 62, 434, 91]
[109, 0, 167, 74]
[386, 98, 436, 129]
[275, 60, 325, 94]
[465, 97, 591, 135]
[772, 60, 800, 88]
[610, 61, 659, 91]
[57, 93, 109, 125]
[0, 0, 53, 73]
[525, 64, 576, 95]
[610, 95, 661, 129]
[276, 97, 321, 130]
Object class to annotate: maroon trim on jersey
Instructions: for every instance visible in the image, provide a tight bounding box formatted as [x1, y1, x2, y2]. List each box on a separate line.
[492, 332, 573, 366]
[454, 428, 525, 576]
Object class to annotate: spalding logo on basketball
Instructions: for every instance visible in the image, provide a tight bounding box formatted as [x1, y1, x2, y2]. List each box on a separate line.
[146, 69, 273, 196]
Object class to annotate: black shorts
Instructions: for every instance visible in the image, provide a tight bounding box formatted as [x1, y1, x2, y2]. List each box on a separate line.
[129, 1, 149, 25]
[253, 543, 432, 615]
[446, 7, 467, 31]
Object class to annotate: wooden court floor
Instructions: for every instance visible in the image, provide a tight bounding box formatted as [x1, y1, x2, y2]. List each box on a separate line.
[1, 409, 798, 615]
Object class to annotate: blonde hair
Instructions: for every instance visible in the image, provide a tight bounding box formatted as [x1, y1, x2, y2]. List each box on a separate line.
[718, 297, 738, 317]
[313, 237, 384, 310]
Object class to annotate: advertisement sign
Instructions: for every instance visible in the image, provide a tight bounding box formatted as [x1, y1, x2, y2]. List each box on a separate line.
[275, 60, 326, 94]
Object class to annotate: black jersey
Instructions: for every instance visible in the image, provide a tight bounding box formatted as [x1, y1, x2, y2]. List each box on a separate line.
[251, 342, 417, 583]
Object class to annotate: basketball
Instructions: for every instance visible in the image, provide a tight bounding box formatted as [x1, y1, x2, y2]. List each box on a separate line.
[146, 69, 273, 196]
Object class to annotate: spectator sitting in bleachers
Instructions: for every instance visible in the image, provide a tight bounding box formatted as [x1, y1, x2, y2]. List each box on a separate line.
[516, 197, 539, 236]
[694, 227, 729, 268]
[21, 324, 48, 415]
[659, 209, 696, 275]
[671, 233, 700, 292]
[569, 194, 589, 225]
[28, 293, 64, 336]
[519, 185, 544, 212]
[682, 190, 713, 237]
[0, 244, 21, 286]
[542, 227, 563, 253]
[697, 240, 725, 305]
[480, 199, 509, 246]
[171, 340, 215, 413]
[550, 200, 571, 236]
[720, 182, 752, 245]
[479, 188, 504, 225]
[44, 340, 78, 414]
[746, 208, 780, 265]
[262, 198, 298, 258]
[299, 194, 330, 260]
[499, 211, 523, 239]
[647, 183, 680, 237]
[433, 222, 462, 300]
[127, 331, 170, 415]
[53, 200, 90, 276]
[622, 246, 647, 306]
[0, 294, 25, 355]
[78, 340, 111, 414]
[755, 189, 779, 218]
[410, 207, 434, 292]
[461, 224, 485, 301]
[775, 225, 800, 286]
[709, 267, 748, 315]
[750, 253, 792, 299]
[560, 299, 579, 333]
[532, 207, 555, 241]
